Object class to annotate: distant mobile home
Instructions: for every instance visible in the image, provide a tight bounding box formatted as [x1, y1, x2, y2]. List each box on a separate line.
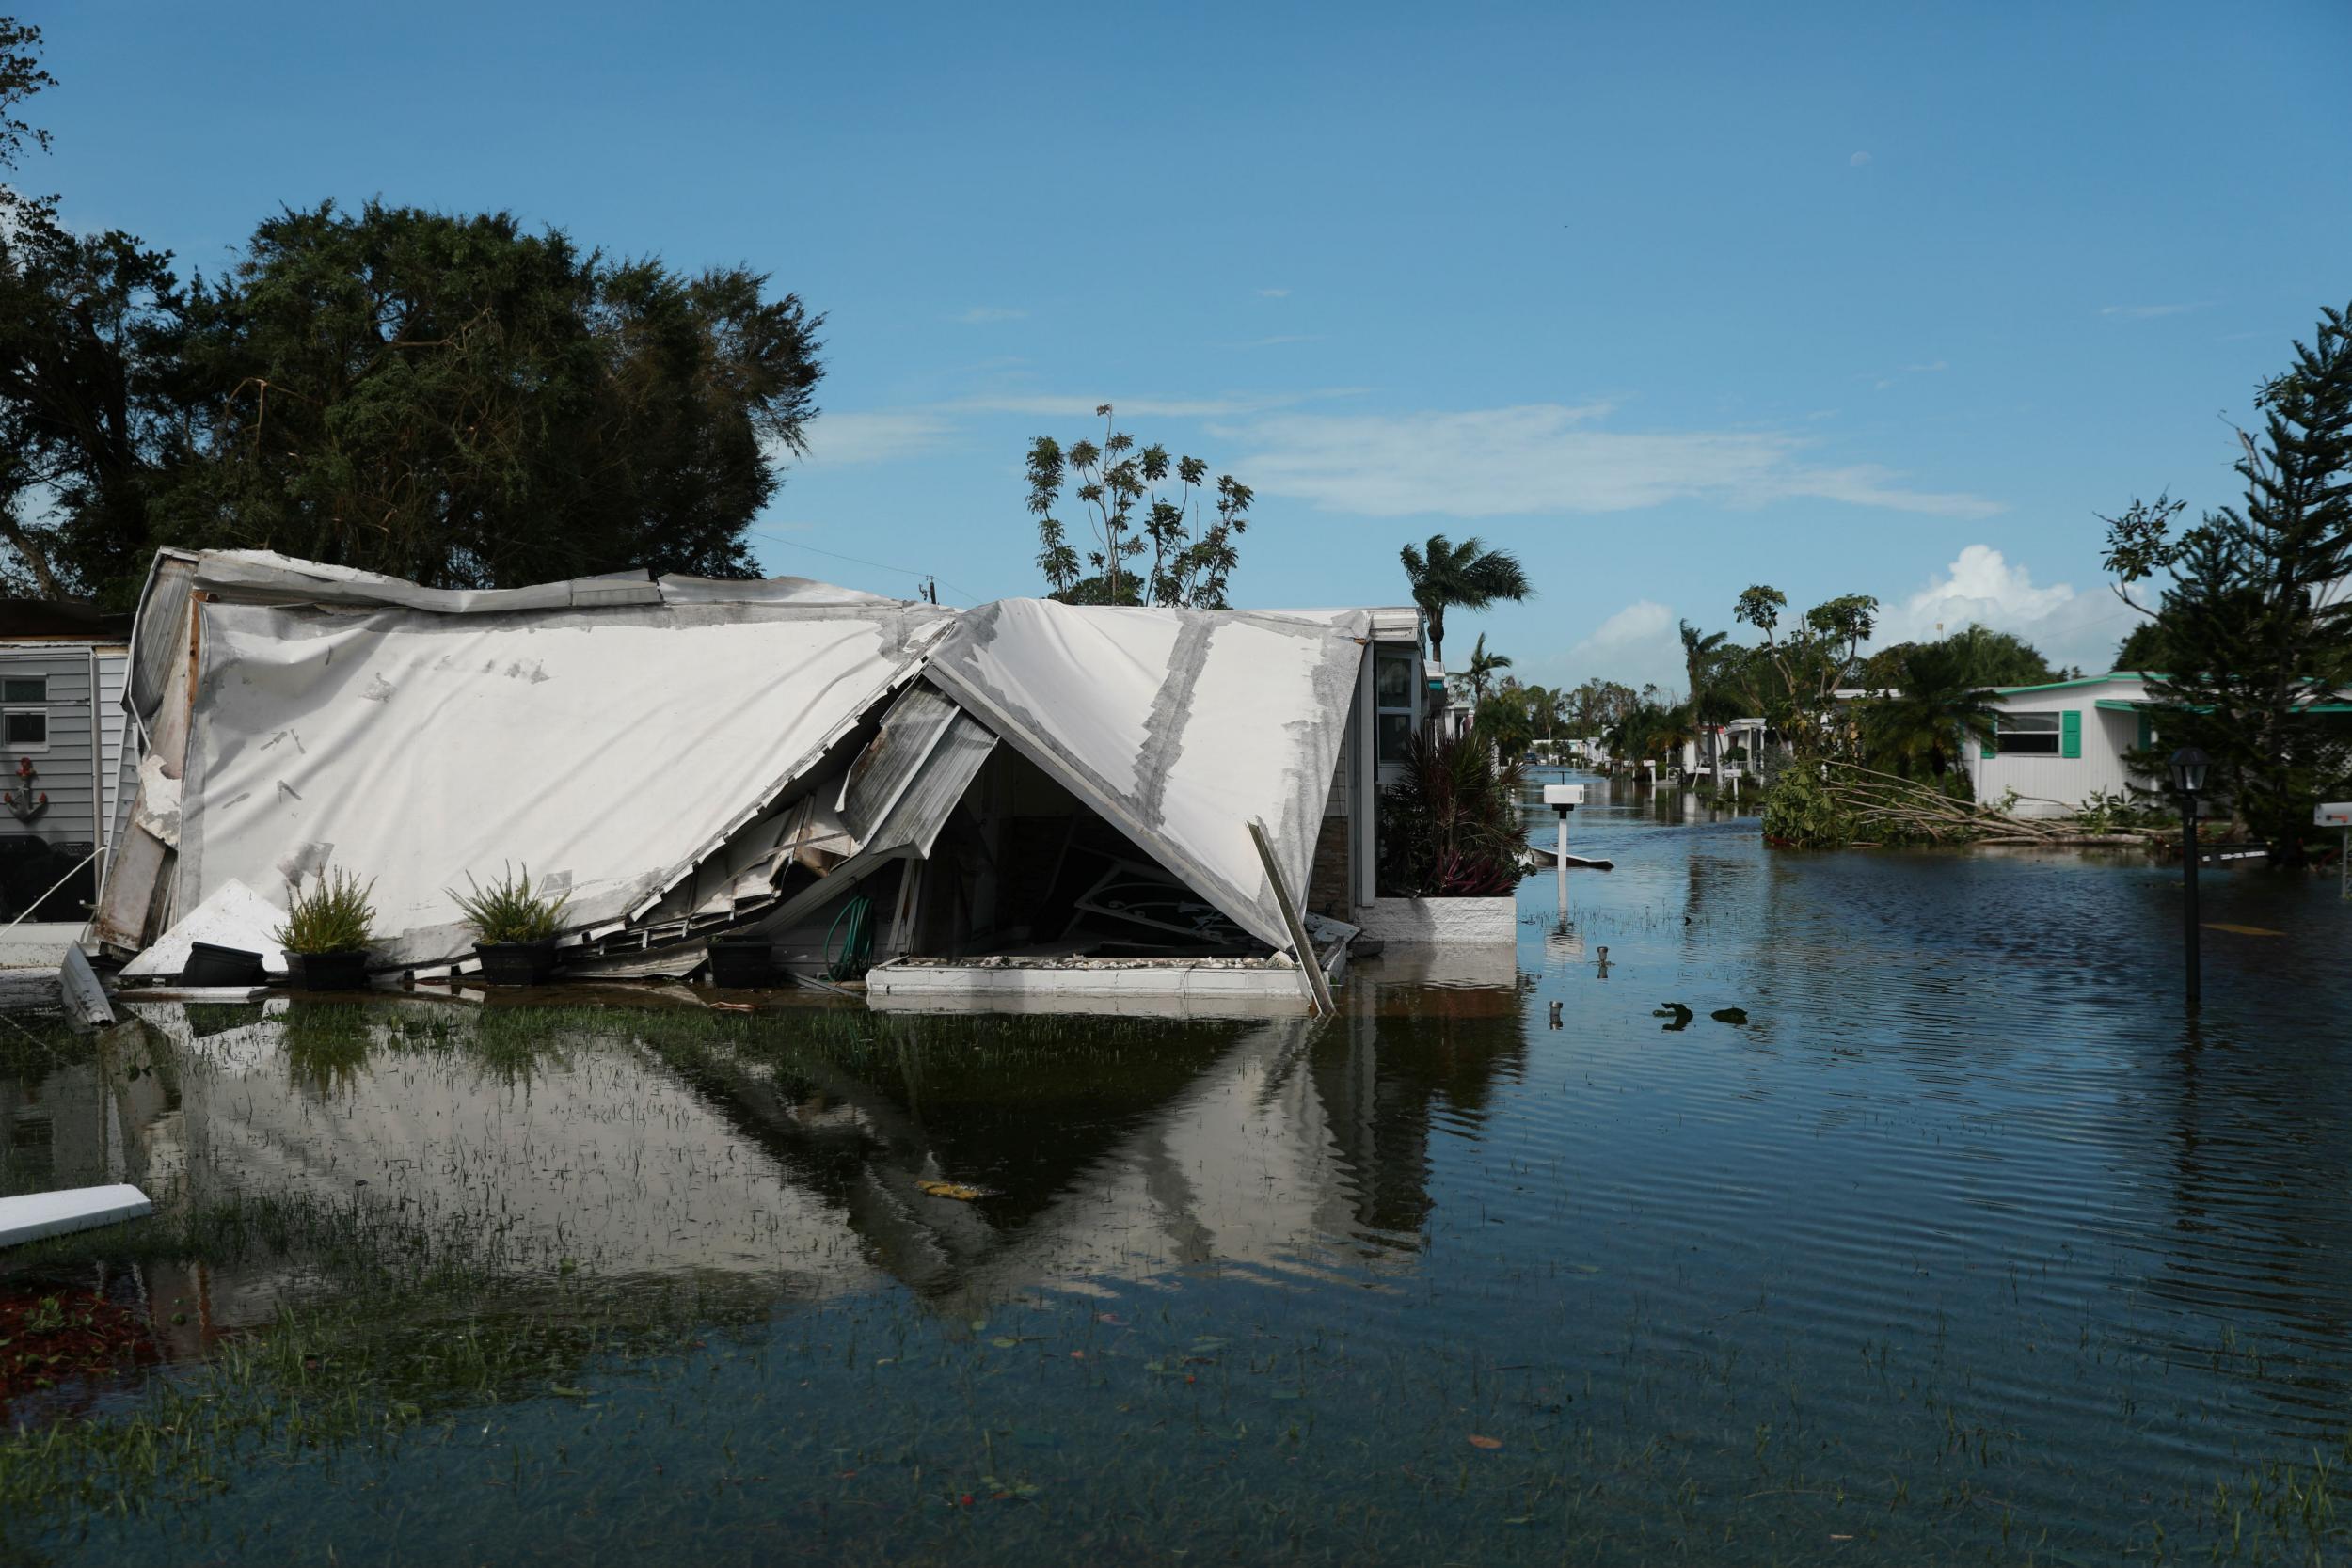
[0, 603, 136, 921]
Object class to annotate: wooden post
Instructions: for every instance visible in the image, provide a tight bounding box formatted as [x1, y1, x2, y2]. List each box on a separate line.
[1248, 817, 1334, 1017]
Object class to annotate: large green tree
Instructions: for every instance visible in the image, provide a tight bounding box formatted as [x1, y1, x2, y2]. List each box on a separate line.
[1399, 533, 1532, 667]
[2103, 302, 2352, 860]
[1, 24, 825, 607]
[158, 202, 822, 593]
[1731, 585, 1879, 757]
[1026, 404, 1252, 607]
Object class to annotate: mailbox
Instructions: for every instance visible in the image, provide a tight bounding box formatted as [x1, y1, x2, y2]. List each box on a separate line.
[1543, 784, 1585, 810]
[2318, 802, 2352, 827]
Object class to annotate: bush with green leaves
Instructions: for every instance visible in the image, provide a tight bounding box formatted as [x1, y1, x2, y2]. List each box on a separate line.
[1377, 731, 1527, 896]
[273, 870, 377, 955]
[448, 864, 571, 944]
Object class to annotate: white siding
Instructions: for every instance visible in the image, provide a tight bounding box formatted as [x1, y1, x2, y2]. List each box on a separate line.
[0, 643, 103, 846]
[96, 648, 134, 856]
[1966, 677, 2154, 818]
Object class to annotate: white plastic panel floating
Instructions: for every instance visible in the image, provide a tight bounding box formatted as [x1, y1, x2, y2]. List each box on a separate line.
[0, 1183, 154, 1249]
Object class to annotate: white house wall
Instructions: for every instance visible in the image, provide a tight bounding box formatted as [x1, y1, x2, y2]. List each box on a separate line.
[1967, 678, 2153, 817]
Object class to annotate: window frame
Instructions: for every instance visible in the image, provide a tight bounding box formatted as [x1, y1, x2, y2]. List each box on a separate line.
[1, 673, 49, 755]
[1374, 647, 1418, 765]
[1993, 710, 2061, 757]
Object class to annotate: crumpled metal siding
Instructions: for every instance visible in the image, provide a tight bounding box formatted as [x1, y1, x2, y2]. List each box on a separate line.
[921, 599, 1372, 951]
[837, 683, 961, 844]
[863, 712, 996, 861]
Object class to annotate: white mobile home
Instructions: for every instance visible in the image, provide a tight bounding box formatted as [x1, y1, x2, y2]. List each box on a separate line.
[97, 550, 1460, 1012]
[0, 603, 137, 921]
[1964, 672, 2166, 817]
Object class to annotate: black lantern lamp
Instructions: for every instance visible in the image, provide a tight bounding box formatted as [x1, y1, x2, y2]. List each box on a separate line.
[2169, 746, 2209, 798]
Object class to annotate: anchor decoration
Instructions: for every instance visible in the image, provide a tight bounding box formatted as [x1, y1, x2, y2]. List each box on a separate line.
[4, 756, 47, 825]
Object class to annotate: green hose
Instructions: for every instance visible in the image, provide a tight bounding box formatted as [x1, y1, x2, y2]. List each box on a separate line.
[824, 895, 875, 981]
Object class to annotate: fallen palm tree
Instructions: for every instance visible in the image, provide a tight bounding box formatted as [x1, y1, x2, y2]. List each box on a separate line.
[1767, 762, 2173, 848]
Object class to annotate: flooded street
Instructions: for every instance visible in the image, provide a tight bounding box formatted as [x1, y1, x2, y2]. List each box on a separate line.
[7, 774, 2352, 1564]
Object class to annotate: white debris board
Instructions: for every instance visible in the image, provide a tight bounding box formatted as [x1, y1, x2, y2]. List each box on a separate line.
[0, 1184, 154, 1249]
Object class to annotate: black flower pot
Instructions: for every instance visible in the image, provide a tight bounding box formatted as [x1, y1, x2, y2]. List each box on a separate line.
[707, 938, 775, 989]
[285, 949, 371, 992]
[475, 938, 561, 987]
[183, 942, 265, 986]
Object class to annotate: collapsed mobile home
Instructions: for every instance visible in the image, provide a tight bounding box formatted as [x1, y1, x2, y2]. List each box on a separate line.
[90, 550, 1452, 1011]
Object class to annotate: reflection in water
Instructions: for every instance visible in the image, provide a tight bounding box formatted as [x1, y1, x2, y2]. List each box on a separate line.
[7, 987, 1534, 1337]
[8, 773, 2352, 1565]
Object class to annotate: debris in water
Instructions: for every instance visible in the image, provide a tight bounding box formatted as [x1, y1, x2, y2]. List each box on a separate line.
[917, 1180, 991, 1202]
[1652, 1002, 1693, 1031]
[1710, 1006, 1749, 1025]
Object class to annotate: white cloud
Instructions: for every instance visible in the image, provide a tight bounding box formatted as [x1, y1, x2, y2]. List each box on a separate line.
[2100, 302, 2197, 319]
[1873, 545, 2134, 670]
[794, 410, 957, 467]
[1228, 403, 2002, 519]
[1257, 287, 1291, 297]
[955, 306, 1027, 325]
[1561, 599, 1687, 691]
[1850, 151, 1871, 167]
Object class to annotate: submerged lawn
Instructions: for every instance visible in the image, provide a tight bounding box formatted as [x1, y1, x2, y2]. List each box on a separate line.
[5, 779, 2352, 1564]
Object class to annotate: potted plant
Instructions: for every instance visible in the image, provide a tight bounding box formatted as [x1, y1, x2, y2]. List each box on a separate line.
[274, 869, 378, 992]
[450, 863, 571, 986]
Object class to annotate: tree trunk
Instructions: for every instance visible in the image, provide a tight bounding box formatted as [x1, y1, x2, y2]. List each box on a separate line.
[0, 509, 68, 600]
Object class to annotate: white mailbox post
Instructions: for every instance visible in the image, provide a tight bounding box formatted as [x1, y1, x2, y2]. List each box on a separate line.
[2320, 802, 2352, 898]
[1543, 784, 1585, 920]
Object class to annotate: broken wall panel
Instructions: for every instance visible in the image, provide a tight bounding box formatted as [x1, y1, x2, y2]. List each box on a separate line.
[921, 600, 1370, 952]
[175, 595, 949, 968]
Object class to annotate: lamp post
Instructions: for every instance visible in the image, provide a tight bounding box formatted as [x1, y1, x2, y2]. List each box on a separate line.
[2169, 746, 2209, 1007]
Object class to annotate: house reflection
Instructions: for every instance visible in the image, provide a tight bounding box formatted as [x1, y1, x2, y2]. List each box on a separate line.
[4, 980, 1533, 1335]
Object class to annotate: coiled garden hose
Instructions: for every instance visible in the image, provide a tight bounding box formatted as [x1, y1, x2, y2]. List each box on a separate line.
[824, 895, 875, 981]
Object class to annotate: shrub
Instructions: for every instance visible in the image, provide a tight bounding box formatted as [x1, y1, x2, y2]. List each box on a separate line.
[274, 869, 377, 955]
[1377, 731, 1527, 895]
[449, 864, 571, 944]
[1760, 766, 1852, 848]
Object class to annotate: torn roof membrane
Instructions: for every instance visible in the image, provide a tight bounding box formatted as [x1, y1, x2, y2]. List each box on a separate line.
[112, 551, 1386, 968]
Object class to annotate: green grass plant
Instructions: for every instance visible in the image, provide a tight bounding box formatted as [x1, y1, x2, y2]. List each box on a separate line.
[448, 863, 571, 943]
[272, 869, 377, 956]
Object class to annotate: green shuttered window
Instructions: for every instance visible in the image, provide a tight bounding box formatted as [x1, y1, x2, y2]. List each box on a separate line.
[2059, 709, 2081, 759]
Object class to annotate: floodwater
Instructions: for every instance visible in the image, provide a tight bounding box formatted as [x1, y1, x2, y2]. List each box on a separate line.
[5, 773, 2351, 1564]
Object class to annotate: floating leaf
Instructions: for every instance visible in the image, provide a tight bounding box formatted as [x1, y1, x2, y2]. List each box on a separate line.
[992, 1337, 1021, 1349]
[1468, 1433, 1503, 1449]
[2202, 923, 2284, 937]
[919, 1180, 991, 1201]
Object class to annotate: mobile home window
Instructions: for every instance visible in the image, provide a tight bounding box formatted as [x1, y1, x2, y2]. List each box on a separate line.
[1994, 711, 2060, 755]
[1375, 649, 1417, 763]
[1, 673, 45, 750]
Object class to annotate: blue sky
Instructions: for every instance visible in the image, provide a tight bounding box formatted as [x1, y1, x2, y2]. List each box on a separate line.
[33, 1, 2352, 689]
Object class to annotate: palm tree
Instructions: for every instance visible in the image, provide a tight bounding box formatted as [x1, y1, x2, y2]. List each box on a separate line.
[1465, 633, 1513, 704]
[1399, 534, 1534, 668]
[1678, 619, 1729, 778]
[1861, 642, 2000, 778]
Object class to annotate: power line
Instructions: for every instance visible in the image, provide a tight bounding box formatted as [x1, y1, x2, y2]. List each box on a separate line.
[747, 530, 991, 606]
